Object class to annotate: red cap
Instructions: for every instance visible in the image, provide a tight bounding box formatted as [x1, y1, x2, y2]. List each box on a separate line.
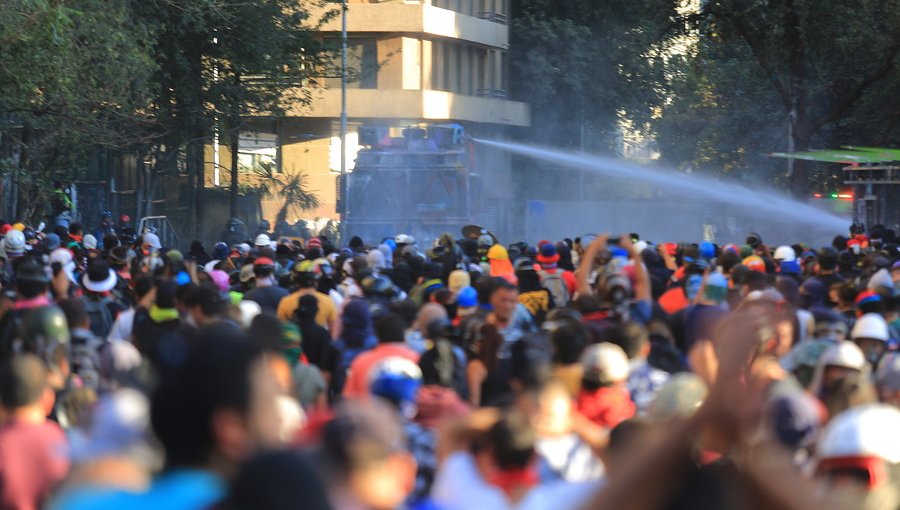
[0, 225, 11, 235]
[254, 257, 275, 266]
[307, 238, 322, 248]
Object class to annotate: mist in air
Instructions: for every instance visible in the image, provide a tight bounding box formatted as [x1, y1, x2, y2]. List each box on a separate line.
[475, 138, 849, 246]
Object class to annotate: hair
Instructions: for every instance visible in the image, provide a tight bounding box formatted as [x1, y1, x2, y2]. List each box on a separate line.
[484, 410, 535, 471]
[253, 264, 275, 279]
[58, 298, 89, 330]
[489, 277, 517, 296]
[419, 339, 458, 388]
[150, 332, 263, 468]
[156, 280, 180, 309]
[423, 262, 443, 280]
[134, 275, 155, 300]
[389, 299, 418, 328]
[0, 354, 48, 409]
[609, 321, 650, 359]
[719, 250, 741, 274]
[476, 324, 504, 372]
[183, 283, 227, 318]
[69, 222, 83, 236]
[516, 269, 544, 294]
[248, 313, 284, 353]
[551, 322, 588, 365]
[225, 450, 332, 510]
[742, 271, 769, 292]
[374, 313, 406, 344]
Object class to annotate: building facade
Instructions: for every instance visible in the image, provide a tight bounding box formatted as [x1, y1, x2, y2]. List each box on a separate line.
[207, 0, 529, 226]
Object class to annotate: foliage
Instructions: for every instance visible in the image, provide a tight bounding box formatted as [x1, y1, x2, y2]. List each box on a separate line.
[654, 0, 900, 195]
[509, 0, 678, 151]
[253, 168, 322, 226]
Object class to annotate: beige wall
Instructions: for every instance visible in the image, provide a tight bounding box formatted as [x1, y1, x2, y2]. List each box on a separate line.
[309, 1, 508, 48]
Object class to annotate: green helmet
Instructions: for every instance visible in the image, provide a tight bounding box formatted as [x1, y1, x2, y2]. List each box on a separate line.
[19, 305, 70, 358]
[647, 373, 708, 421]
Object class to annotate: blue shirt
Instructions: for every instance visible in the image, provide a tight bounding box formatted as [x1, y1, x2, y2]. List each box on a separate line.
[52, 470, 225, 510]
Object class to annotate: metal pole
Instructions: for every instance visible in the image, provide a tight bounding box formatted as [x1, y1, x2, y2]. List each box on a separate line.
[339, 0, 348, 242]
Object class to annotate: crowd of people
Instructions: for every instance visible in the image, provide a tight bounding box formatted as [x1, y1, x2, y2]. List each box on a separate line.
[0, 217, 899, 510]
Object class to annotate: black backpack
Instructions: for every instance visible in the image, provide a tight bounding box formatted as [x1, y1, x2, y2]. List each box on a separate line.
[82, 297, 115, 339]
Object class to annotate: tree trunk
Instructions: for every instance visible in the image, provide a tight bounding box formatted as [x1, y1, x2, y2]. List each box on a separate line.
[784, 0, 809, 199]
[230, 128, 239, 219]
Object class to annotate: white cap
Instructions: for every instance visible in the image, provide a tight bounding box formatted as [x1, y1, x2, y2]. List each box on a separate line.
[851, 313, 889, 342]
[774, 245, 796, 262]
[817, 403, 900, 463]
[83, 234, 98, 250]
[255, 233, 271, 247]
[142, 232, 161, 250]
[580, 343, 630, 384]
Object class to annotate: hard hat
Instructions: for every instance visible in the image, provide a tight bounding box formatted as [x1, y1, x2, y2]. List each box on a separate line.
[456, 286, 478, 308]
[83, 234, 98, 250]
[699, 241, 715, 260]
[742, 255, 766, 273]
[773, 245, 796, 262]
[820, 341, 867, 370]
[20, 305, 70, 358]
[580, 343, 629, 385]
[368, 357, 422, 405]
[291, 259, 318, 281]
[142, 232, 161, 250]
[851, 313, 889, 342]
[817, 404, 900, 464]
[361, 274, 396, 298]
[11, 223, 25, 232]
[3, 229, 26, 253]
[395, 234, 415, 246]
[254, 233, 271, 247]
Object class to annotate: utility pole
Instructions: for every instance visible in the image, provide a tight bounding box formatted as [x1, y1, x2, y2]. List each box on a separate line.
[339, 0, 348, 243]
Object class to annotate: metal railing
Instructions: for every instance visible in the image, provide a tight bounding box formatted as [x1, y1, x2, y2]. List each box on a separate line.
[138, 216, 182, 251]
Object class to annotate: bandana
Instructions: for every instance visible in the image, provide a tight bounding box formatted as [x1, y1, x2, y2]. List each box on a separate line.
[149, 304, 179, 323]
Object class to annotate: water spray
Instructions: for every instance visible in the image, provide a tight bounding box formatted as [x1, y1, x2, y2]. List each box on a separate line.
[474, 138, 848, 232]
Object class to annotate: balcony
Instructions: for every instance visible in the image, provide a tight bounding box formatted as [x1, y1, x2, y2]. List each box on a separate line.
[310, 1, 509, 49]
[287, 88, 529, 126]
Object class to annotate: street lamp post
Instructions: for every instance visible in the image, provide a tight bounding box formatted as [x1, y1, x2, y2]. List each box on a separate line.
[339, 0, 348, 242]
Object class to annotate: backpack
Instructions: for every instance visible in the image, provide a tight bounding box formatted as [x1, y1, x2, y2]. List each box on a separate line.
[82, 297, 114, 339]
[539, 269, 569, 308]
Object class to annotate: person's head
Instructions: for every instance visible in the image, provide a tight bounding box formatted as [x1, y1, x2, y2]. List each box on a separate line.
[374, 313, 406, 345]
[605, 419, 652, 478]
[813, 310, 849, 342]
[14, 259, 49, 299]
[320, 400, 416, 510]
[58, 298, 89, 330]
[133, 274, 155, 302]
[608, 321, 650, 360]
[150, 332, 281, 475]
[368, 357, 422, 419]
[475, 409, 535, 475]
[550, 322, 588, 365]
[69, 222, 84, 237]
[489, 277, 518, 323]
[741, 270, 769, 297]
[416, 303, 448, 336]
[183, 283, 228, 327]
[522, 380, 574, 439]
[296, 294, 319, 322]
[225, 450, 333, 510]
[875, 352, 900, 408]
[0, 354, 52, 420]
[851, 313, 890, 367]
[580, 343, 630, 390]
[253, 258, 276, 280]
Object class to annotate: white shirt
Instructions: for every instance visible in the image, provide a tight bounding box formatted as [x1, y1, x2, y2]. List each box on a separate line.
[108, 307, 136, 342]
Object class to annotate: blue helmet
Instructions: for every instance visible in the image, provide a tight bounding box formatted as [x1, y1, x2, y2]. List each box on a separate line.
[699, 241, 715, 260]
[369, 357, 422, 415]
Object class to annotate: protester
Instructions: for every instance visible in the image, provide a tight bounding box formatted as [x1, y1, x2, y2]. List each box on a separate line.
[0, 213, 898, 510]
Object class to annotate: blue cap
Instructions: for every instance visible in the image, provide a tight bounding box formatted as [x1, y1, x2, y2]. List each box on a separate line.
[457, 286, 478, 308]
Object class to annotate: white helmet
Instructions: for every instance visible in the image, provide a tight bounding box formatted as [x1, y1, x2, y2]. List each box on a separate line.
[254, 233, 271, 247]
[83, 234, 98, 250]
[2, 229, 26, 253]
[773, 245, 796, 262]
[817, 404, 900, 464]
[851, 313, 889, 342]
[395, 234, 415, 246]
[821, 341, 867, 370]
[580, 343, 629, 385]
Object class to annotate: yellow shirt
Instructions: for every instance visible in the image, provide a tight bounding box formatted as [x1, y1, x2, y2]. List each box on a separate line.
[277, 289, 337, 329]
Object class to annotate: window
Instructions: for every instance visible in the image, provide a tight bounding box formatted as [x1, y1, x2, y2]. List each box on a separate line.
[325, 38, 378, 89]
[238, 132, 278, 174]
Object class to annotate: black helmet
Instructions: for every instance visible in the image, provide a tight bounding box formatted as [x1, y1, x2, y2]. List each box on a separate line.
[745, 233, 762, 249]
[361, 274, 396, 298]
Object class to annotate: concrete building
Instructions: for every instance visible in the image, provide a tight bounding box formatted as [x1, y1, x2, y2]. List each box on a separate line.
[208, 0, 529, 226]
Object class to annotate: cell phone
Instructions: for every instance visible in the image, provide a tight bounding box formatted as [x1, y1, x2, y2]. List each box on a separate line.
[608, 236, 621, 247]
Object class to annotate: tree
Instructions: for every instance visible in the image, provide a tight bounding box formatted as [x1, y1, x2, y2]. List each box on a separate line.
[253, 168, 322, 228]
[655, 0, 900, 197]
[509, 0, 678, 151]
[0, 0, 156, 222]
